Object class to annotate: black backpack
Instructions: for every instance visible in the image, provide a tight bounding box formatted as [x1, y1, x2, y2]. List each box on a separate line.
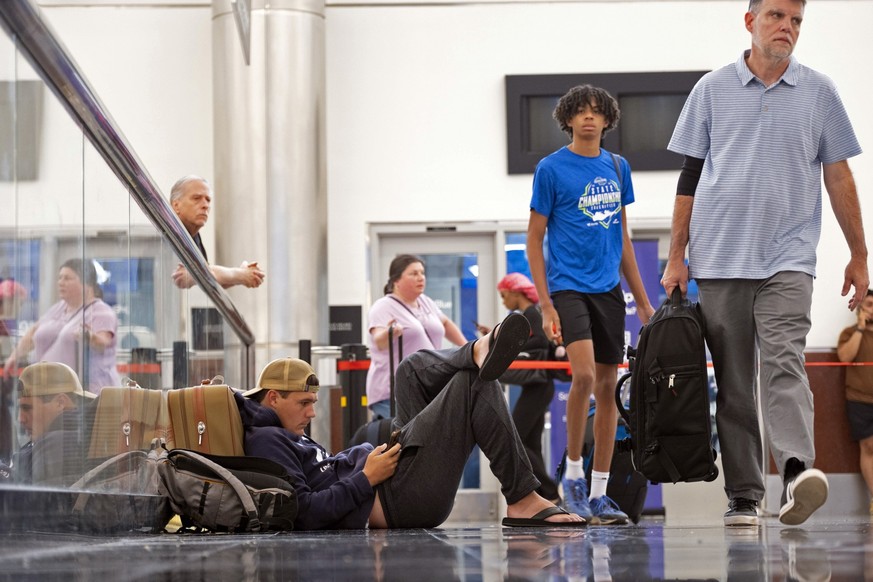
[616, 289, 719, 484]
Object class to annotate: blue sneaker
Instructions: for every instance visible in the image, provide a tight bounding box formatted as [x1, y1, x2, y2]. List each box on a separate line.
[561, 477, 593, 521]
[589, 495, 629, 525]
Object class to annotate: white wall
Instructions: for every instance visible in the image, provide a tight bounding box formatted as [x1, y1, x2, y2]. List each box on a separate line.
[324, 0, 873, 348]
[31, 2, 214, 238]
[23, 0, 873, 348]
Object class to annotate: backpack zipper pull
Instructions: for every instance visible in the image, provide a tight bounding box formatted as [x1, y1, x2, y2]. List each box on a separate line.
[669, 374, 677, 396]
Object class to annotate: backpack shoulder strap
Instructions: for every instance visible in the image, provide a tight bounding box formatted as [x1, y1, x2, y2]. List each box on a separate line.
[611, 153, 623, 191]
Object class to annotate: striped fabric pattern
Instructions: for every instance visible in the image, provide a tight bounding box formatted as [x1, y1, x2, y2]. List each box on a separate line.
[669, 51, 862, 280]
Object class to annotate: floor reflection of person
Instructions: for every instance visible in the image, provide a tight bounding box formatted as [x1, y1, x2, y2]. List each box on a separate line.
[477, 273, 559, 503]
[779, 529, 831, 582]
[369, 530, 462, 582]
[13, 361, 97, 486]
[505, 529, 586, 579]
[866, 528, 873, 582]
[3, 258, 121, 393]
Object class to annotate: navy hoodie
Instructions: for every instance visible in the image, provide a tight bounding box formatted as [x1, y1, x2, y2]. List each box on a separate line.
[234, 392, 375, 530]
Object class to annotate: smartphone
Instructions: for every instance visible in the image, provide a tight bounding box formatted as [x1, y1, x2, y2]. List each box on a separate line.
[471, 319, 481, 328]
[387, 429, 401, 448]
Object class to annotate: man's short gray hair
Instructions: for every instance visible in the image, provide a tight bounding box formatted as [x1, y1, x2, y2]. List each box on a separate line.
[748, 0, 806, 13]
[170, 175, 211, 203]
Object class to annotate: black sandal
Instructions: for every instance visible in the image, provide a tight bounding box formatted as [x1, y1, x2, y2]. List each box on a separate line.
[479, 312, 530, 381]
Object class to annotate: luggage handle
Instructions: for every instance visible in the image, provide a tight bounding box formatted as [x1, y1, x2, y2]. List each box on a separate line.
[387, 324, 402, 417]
[615, 371, 632, 425]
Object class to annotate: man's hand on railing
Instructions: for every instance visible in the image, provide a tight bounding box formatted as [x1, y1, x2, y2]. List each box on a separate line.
[172, 263, 196, 289]
[235, 261, 265, 288]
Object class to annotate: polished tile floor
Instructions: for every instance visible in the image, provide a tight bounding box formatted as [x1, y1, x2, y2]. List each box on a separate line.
[1, 514, 870, 581]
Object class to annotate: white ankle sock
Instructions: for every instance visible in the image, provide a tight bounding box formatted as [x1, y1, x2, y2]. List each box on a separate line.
[565, 458, 584, 480]
[589, 470, 609, 499]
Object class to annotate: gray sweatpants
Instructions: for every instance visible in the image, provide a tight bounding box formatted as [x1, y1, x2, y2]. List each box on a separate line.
[697, 272, 815, 501]
[378, 342, 540, 528]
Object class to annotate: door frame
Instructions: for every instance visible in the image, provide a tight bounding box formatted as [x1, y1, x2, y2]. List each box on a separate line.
[368, 221, 528, 330]
[368, 221, 526, 505]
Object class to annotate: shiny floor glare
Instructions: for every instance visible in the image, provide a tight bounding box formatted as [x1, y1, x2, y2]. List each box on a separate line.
[0, 516, 871, 581]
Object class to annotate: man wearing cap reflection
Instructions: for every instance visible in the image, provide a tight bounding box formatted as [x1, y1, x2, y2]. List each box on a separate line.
[235, 313, 587, 530]
[12, 361, 96, 486]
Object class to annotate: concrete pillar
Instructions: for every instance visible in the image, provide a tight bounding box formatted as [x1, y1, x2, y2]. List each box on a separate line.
[212, 0, 327, 379]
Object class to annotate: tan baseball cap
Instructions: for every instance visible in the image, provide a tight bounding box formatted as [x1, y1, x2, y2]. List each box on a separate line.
[19, 362, 97, 399]
[242, 358, 320, 397]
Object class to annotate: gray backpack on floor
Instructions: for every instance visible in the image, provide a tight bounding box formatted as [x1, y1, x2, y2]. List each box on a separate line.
[71, 438, 173, 533]
[157, 448, 298, 532]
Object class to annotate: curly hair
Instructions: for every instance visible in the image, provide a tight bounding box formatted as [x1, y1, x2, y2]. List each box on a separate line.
[553, 85, 620, 139]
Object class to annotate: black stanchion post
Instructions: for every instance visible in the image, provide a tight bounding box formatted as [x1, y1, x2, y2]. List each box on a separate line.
[299, 339, 311, 364]
[338, 343, 369, 445]
[172, 341, 188, 389]
[300, 339, 313, 436]
[0, 375, 14, 463]
[131, 347, 160, 389]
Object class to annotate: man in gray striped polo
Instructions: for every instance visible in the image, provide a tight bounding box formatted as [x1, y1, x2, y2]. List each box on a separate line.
[661, 0, 868, 527]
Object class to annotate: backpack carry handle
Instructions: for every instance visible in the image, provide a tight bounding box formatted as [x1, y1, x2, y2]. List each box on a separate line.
[615, 372, 632, 425]
[670, 287, 683, 309]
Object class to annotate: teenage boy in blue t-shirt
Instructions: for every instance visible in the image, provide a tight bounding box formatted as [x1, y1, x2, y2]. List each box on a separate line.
[527, 85, 654, 524]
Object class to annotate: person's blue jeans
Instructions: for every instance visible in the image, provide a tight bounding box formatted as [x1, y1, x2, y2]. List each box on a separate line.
[369, 399, 391, 420]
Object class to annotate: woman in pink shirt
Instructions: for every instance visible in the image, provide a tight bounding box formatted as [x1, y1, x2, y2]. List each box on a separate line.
[4, 258, 120, 393]
[366, 254, 466, 419]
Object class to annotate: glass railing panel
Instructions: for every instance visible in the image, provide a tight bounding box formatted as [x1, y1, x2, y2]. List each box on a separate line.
[0, 2, 255, 534]
[0, 55, 99, 492]
[0, 30, 15, 479]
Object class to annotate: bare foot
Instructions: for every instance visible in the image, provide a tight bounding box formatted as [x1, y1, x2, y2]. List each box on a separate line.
[472, 328, 491, 369]
[506, 492, 584, 524]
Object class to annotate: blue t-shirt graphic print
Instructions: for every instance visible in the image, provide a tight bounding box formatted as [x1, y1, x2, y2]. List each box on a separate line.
[579, 174, 622, 229]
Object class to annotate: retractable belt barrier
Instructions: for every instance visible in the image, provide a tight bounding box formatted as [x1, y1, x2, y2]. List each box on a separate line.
[337, 344, 370, 446]
[507, 361, 873, 370]
[0, 358, 866, 381]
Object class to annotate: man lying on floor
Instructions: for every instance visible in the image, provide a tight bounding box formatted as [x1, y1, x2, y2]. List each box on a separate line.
[234, 313, 585, 530]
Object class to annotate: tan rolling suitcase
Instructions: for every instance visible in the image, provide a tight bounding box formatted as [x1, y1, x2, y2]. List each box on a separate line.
[167, 379, 245, 456]
[88, 381, 170, 460]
